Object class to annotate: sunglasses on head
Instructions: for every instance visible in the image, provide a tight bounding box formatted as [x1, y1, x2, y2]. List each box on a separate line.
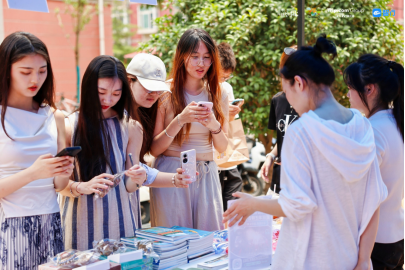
[284, 47, 297, 55]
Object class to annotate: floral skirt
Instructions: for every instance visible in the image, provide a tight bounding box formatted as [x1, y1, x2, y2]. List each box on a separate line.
[0, 206, 64, 270]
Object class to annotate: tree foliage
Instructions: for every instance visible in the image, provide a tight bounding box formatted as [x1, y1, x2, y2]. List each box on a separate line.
[55, 0, 95, 101]
[112, 0, 137, 62]
[139, 0, 404, 149]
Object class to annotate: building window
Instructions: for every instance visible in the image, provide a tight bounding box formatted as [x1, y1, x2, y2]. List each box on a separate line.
[138, 6, 158, 34]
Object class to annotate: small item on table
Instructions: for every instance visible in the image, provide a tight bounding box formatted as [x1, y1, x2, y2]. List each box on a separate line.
[93, 239, 126, 256]
[49, 249, 100, 268]
[134, 239, 160, 262]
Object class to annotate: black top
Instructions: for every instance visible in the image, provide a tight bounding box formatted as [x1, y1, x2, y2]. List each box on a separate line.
[267, 92, 299, 160]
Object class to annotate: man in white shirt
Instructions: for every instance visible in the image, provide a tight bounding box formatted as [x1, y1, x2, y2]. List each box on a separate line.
[218, 43, 244, 211]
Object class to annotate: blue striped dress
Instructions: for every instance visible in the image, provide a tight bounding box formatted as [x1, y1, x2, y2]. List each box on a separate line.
[59, 113, 142, 251]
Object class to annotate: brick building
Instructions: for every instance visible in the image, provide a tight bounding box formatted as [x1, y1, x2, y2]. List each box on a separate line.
[0, 0, 114, 101]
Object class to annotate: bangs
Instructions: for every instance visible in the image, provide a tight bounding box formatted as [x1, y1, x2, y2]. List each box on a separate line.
[344, 63, 364, 92]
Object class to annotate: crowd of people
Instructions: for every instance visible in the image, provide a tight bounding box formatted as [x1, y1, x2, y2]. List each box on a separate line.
[0, 29, 403, 270]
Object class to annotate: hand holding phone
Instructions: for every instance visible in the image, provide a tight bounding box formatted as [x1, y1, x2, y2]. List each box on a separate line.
[197, 101, 213, 111]
[231, 99, 244, 106]
[180, 149, 197, 182]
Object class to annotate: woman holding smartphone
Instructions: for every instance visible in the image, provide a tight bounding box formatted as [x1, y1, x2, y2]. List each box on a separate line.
[223, 35, 387, 270]
[345, 55, 404, 270]
[149, 29, 229, 231]
[59, 56, 192, 250]
[0, 32, 74, 269]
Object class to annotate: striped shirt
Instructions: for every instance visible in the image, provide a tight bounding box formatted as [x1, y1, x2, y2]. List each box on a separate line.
[59, 113, 151, 250]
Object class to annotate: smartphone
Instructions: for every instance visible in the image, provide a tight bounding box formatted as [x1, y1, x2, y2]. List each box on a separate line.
[197, 101, 213, 110]
[55, 146, 82, 157]
[231, 99, 244, 105]
[180, 149, 197, 182]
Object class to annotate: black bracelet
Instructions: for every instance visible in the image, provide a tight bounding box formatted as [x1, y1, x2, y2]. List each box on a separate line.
[211, 125, 222, 134]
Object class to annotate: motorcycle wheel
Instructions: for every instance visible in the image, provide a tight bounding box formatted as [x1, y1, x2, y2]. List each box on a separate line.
[241, 173, 263, 196]
[141, 201, 150, 224]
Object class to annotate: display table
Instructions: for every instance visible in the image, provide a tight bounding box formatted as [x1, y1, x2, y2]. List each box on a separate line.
[175, 254, 272, 270]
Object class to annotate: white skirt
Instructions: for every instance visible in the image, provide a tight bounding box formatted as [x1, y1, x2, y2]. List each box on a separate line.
[0, 205, 64, 270]
[150, 155, 224, 231]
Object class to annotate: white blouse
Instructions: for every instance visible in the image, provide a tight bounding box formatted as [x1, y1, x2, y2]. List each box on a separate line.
[369, 109, 404, 243]
[272, 109, 387, 270]
[0, 105, 60, 218]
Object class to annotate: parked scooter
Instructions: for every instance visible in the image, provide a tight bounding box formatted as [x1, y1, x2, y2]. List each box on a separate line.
[239, 137, 267, 196]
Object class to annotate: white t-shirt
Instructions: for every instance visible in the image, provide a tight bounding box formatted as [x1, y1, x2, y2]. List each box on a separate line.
[219, 82, 237, 171]
[272, 109, 387, 270]
[369, 109, 404, 243]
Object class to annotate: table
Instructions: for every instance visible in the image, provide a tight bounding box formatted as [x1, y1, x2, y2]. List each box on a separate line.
[175, 254, 272, 270]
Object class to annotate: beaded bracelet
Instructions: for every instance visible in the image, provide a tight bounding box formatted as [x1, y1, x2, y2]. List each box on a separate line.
[69, 181, 79, 198]
[177, 115, 184, 127]
[171, 174, 178, 188]
[210, 125, 222, 135]
[75, 182, 83, 196]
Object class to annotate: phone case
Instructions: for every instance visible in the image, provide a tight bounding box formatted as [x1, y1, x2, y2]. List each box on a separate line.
[180, 149, 197, 182]
[55, 146, 82, 157]
[197, 101, 213, 110]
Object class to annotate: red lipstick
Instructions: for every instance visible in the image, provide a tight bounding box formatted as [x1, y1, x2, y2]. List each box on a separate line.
[101, 105, 109, 110]
[28, 86, 37, 91]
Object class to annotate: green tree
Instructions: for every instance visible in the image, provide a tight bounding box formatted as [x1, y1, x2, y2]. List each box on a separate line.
[55, 0, 95, 102]
[139, 0, 403, 150]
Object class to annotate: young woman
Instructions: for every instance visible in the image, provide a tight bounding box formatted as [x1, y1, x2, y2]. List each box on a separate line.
[345, 55, 404, 270]
[59, 56, 191, 251]
[149, 29, 229, 231]
[0, 32, 74, 269]
[126, 53, 171, 164]
[223, 35, 388, 270]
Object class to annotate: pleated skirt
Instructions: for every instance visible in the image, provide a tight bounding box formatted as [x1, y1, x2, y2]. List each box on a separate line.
[150, 155, 224, 231]
[0, 206, 64, 270]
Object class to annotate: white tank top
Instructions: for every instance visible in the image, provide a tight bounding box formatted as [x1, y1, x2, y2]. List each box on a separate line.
[0, 105, 60, 218]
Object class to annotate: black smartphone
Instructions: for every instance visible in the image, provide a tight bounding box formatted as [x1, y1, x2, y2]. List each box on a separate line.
[55, 146, 82, 157]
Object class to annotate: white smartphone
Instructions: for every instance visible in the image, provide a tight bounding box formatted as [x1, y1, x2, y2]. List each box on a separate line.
[180, 149, 197, 182]
[197, 101, 213, 111]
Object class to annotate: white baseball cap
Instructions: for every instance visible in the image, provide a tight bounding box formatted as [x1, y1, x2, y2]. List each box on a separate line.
[126, 53, 171, 92]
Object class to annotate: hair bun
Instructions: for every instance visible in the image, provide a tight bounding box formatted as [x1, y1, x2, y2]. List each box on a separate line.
[313, 34, 337, 59]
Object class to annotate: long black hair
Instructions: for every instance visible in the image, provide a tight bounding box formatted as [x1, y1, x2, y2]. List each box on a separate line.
[73, 55, 137, 182]
[280, 34, 337, 89]
[344, 54, 404, 140]
[0, 32, 55, 139]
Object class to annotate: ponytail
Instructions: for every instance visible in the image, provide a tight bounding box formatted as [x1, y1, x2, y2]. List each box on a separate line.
[344, 54, 404, 141]
[390, 61, 404, 140]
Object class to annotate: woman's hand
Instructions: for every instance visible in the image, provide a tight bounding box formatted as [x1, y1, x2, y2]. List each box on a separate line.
[178, 102, 211, 125]
[353, 260, 371, 270]
[229, 103, 242, 119]
[260, 155, 275, 183]
[28, 154, 74, 181]
[125, 164, 147, 187]
[223, 192, 257, 227]
[197, 110, 221, 131]
[173, 168, 199, 188]
[79, 173, 114, 195]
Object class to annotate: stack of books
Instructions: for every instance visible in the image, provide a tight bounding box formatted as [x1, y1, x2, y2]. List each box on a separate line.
[131, 227, 201, 270]
[121, 236, 188, 270]
[171, 226, 215, 262]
